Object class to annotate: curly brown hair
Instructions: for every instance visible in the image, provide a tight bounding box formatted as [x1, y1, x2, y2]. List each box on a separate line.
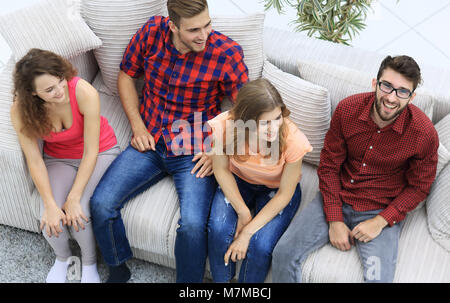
[13, 48, 77, 138]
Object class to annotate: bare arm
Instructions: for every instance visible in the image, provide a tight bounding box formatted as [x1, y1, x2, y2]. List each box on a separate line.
[211, 153, 252, 224]
[223, 159, 304, 264]
[243, 159, 302, 235]
[10, 103, 67, 237]
[62, 79, 101, 231]
[117, 70, 154, 152]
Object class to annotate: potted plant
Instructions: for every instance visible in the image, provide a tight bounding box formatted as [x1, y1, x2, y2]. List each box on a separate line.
[264, 0, 374, 45]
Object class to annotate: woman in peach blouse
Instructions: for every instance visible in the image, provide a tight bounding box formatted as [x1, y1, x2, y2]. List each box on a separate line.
[207, 78, 312, 282]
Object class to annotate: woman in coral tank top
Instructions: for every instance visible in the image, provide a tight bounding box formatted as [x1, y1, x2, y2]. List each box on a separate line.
[207, 79, 313, 282]
[10, 49, 119, 283]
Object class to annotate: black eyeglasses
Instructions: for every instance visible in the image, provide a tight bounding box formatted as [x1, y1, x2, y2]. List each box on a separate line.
[377, 81, 413, 99]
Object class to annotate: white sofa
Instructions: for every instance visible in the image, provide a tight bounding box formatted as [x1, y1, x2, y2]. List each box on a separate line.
[0, 0, 449, 282]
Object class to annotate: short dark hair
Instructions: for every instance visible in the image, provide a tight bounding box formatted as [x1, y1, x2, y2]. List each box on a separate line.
[377, 55, 422, 91]
[167, 0, 208, 28]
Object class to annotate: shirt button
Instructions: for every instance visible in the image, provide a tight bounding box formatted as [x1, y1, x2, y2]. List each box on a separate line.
[350, 179, 354, 183]
[363, 163, 367, 167]
[162, 127, 166, 131]
[172, 72, 178, 78]
[369, 146, 373, 149]
[393, 221, 397, 224]
[377, 130, 381, 134]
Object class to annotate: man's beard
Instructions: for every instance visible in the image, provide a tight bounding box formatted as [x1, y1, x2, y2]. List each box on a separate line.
[374, 94, 408, 122]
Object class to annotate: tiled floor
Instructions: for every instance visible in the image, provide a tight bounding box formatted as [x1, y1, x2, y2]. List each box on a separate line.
[1, 0, 449, 72]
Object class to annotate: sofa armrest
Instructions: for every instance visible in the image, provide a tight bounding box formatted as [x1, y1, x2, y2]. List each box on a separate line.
[426, 114, 450, 251]
[0, 57, 40, 232]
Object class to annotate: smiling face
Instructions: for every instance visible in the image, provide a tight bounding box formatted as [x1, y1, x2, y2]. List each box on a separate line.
[32, 73, 68, 105]
[169, 8, 212, 54]
[371, 68, 416, 127]
[257, 107, 283, 143]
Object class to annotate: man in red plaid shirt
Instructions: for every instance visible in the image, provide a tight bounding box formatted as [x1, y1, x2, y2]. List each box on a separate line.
[90, 0, 248, 283]
[272, 55, 439, 283]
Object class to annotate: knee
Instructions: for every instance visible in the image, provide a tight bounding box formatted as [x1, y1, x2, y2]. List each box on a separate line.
[207, 217, 230, 245]
[177, 215, 208, 236]
[89, 191, 115, 224]
[250, 237, 274, 260]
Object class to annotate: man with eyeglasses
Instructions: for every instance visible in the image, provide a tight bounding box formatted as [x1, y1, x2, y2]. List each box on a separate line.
[272, 55, 439, 283]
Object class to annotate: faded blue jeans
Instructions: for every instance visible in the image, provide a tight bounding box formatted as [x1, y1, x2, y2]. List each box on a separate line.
[272, 192, 403, 283]
[207, 175, 301, 283]
[90, 137, 216, 282]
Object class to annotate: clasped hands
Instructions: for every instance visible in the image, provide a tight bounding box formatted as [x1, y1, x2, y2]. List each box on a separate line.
[40, 195, 88, 238]
[329, 215, 388, 251]
[224, 210, 253, 266]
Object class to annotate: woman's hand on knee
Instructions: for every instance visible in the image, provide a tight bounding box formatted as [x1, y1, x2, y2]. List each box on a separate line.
[62, 196, 89, 232]
[40, 205, 67, 238]
[224, 230, 252, 265]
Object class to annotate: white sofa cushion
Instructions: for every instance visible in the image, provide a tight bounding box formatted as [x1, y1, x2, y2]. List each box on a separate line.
[426, 165, 450, 252]
[0, 57, 39, 232]
[211, 13, 265, 81]
[437, 143, 450, 178]
[0, 0, 102, 61]
[435, 114, 450, 161]
[426, 114, 450, 251]
[0, 58, 20, 153]
[262, 59, 331, 166]
[81, 0, 166, 96]
[67, 51, 99, 84]
[296, 60, 434, 122]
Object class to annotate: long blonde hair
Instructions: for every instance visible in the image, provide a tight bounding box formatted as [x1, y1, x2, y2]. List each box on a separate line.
[227, 78, 290, 162]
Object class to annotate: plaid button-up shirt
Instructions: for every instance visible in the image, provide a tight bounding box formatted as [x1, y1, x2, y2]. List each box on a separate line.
[120, 16, 249, 156]
[318, 92, 439, 226]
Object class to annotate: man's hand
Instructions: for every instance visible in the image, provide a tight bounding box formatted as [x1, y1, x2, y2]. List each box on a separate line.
[329, 221, 354, 251]
[191, 153, 213, 178]
[131, 125, 155, 152]
[351, 215, 388, 243]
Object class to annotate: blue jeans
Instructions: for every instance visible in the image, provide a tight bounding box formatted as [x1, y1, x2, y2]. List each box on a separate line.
[207, 175, 301, 283]
[272, 192, 403, 283]
[90, 137, 216, 282]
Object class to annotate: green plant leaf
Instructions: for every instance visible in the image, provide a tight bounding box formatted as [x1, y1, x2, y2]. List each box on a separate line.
[263, 0, 389, 45]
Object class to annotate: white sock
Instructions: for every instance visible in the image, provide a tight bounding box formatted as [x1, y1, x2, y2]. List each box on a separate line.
[46, 259, 69, 283]
[81, 263, 101, 283]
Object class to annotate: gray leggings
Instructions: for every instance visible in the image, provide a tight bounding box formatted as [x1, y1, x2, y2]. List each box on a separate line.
[40, 146, 120, 265]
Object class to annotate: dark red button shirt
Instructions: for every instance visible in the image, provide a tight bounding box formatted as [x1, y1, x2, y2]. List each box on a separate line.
[318, 92, 439, 226]
[120, 16, 249, 156]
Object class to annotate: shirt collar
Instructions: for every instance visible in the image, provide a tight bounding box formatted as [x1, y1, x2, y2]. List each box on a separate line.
[358, 92, 408, 134]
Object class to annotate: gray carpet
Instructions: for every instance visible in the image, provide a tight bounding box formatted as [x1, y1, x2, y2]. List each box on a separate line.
[0, 223, 177, 283]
